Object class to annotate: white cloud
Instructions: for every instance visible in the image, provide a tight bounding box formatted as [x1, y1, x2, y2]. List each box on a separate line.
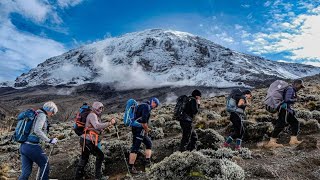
[241, 4, 250, 8]
[264, 1, 272, 7]
[304, 61, 320, 67]
[243, 1, 320, 64]
[235, 24, 243, 30]
[57, 0, 84, 8]
[0, 20, 66, 80]
[0, 0, 83, 82]
[254, 13, 320, 60]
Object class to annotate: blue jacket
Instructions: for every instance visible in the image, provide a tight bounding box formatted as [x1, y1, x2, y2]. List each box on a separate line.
[132, 102, 152, 131]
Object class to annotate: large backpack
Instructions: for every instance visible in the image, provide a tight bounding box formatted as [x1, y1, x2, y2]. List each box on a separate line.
[123, 99, 142, 127]
[264, 80, 290, 113]
[226, 89, 244, 114]
[73, 104, 92, 136]
[13, 109, 39, 143]
[173, 95, 190, 121]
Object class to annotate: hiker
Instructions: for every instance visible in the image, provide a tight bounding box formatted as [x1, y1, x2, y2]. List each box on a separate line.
[19, 101, 59, 180]
[223, 89, 252, 150]
[265, 79, 305, 148]
[179, 89, 201, 152]
[128, 97, 160, 174]
[75, 102, 116, 180]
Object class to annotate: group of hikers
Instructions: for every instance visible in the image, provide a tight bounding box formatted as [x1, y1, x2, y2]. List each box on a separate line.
[13, 79, 306, 179]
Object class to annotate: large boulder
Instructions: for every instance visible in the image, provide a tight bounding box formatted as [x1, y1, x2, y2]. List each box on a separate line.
[148, 151, 245, 180]
[296, 136, 318, 151]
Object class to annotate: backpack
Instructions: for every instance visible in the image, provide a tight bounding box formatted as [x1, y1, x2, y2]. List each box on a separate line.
[264, 80, 290, 113]
[173, 95, 190, 121]
[123, 99, 142, 127]
[13, 109, 39, 143]
[73, 104, 91, 136]
[226, 89, 244, 114]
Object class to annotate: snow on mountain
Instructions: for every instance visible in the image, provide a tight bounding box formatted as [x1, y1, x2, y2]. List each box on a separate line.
[11, 29, 320, 89]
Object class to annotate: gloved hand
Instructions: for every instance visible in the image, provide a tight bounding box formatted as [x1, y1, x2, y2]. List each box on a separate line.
[110, 118, 116, 125]
[49, 138, 58, 144]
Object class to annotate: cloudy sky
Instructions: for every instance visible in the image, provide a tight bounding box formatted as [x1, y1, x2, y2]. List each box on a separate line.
[0, 0, 319, 82]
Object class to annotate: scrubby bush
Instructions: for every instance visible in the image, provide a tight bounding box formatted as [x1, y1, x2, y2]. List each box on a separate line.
[149, 127, 164, 140]
[295, 110, 312, 121]
[196, 128, 225, 150]
[148, 151, 245, 180]
[312, 110, 320, 121]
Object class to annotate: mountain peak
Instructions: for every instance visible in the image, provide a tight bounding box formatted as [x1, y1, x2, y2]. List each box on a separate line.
[11, 29, 320, 89]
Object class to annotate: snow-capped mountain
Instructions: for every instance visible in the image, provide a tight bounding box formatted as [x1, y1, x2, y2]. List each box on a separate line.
[12, 29, 320, 89]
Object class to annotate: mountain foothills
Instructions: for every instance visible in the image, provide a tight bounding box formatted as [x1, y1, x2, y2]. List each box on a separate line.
[3, 29, 320, 89]
[0, 74, 320, 179]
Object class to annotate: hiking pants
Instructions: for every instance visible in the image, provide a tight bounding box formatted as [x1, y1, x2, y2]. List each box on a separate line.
[131, 128, 152, 153]
[179, 120, 198, 151]
[19, 143, 49, 180]
[230, 112, 245, 140]
[75, 138, 104, 179]
[271, 108, 300, 138]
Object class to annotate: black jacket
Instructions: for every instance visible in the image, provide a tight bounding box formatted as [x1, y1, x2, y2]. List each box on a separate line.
[183, 96, 199, 120]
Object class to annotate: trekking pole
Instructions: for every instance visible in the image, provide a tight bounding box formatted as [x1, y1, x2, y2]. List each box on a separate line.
[114, 123, 132, 177]
[38, 145, 55, 180]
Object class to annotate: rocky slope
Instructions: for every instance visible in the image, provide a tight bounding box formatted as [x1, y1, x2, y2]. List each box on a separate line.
[8, 29, 320, 89]
[0, 75, 320, 179]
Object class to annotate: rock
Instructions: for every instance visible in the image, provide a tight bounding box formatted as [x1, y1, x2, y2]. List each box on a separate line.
[148, 151, 245, 180]
[300, 119, 320, 135]
[250, 164, 279, 178]
[196, 128, 224, 150]
[296, 136, 318, 151]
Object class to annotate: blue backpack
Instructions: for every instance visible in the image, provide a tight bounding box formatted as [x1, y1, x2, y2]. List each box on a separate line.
[73, 104, 91, 136]
[13, 109, 39, 143]
[123, 99, 142, 127]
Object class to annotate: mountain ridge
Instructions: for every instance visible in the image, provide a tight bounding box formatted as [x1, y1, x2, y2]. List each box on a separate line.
[4, 29, 320, 89]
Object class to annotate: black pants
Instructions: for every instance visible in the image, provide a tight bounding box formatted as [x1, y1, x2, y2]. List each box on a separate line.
[230, 112, 245, 139]
[75, 138, 104, 179]
[180, 120, 198, 151]
[271, 109, 300, 138]
[131, 128, 152, 153]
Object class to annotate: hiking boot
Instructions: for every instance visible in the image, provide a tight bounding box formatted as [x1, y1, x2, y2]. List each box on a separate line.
[265, 138, 284, 149]
[130, 166, 139, 174]
[235, 145, 241, 151]
[235, 139, 242, 150]
[289, 136, 302, 145]
[222, 142, 230, 148]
